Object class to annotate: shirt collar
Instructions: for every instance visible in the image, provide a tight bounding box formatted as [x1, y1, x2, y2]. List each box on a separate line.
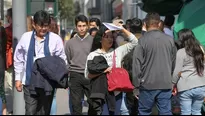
[34, 31, 47, 42]
[76, 33, 90, 41]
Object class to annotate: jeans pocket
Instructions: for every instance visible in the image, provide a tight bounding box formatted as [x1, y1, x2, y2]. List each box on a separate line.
[194, 86, 205, 99]
[178, 91, 186, 98]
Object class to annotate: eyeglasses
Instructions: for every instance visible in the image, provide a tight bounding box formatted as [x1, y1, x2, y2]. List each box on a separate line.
[35, 24, 49, 29]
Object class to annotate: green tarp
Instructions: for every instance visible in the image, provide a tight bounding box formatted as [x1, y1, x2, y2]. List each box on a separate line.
[141, 0, 205, 47]
[173, 0, 205, 47]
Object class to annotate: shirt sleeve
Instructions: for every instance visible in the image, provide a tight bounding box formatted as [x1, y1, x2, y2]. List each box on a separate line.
[171, 42, 177, 74]
[132, 45, 144, 96]
[84, 53, 94, 79]
[64, 40, 71, 70]
[115, 36, 125, 47]
[14, 34, 26, 81]
[54, 36, 67, 64]
[115, 34, 138, 60]
[172, 49, 184, 84]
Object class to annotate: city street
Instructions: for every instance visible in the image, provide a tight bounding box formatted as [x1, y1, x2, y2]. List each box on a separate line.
[1, 0, 204, 115]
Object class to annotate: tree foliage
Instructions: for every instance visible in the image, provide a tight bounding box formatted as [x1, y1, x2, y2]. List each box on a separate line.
[58, 0, 75, 20]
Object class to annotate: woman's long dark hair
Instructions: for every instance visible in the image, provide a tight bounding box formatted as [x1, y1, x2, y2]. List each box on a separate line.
[178, 29, 204, 76]
[90, 25, 115, 52]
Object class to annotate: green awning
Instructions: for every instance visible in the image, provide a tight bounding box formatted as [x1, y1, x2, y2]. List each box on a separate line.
[173, 0, 205, 47]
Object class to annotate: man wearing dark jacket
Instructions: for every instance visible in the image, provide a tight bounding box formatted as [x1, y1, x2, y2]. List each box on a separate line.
[132, 12, 177, 115]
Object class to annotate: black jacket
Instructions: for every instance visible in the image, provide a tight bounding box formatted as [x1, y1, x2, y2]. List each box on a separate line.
[29, 56, 69, 95]
[87, 56, 115, 112]
[0, 26, 7, 74]
[88, 55, 109, 99]
[87, 55, 109, 74]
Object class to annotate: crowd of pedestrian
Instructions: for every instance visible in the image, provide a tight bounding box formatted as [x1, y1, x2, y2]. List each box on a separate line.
[0, 9, 205, 115]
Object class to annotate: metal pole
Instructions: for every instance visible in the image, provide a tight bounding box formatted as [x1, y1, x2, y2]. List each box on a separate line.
[84, 0, 88, 17]
[12, 0, 27, 115]
[132, 0, 137, 18]
[122, 0, 128, 21]
[0, 0, 4, 20]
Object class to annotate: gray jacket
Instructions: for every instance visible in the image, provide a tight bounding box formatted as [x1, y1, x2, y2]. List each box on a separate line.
[132, 30, 177, 95]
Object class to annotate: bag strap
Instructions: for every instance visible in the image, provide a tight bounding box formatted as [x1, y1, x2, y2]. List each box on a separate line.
[112, 50, 116, 68]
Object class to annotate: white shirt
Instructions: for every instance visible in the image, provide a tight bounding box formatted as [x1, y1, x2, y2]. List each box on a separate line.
[164, 27, 174, 38]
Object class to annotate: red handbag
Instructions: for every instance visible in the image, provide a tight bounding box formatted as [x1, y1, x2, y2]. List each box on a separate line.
[106, 51, 134, 92]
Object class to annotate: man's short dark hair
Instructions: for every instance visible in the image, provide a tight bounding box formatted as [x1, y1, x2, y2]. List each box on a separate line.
[164, 15, 175, 27]
[7, 8, 12, 18]
[33, 10, 51, 26]
[130, 18, 142, 34]
[89, 27, 98, 35]
[89, 18, 101, 27]
[75, 15, 88, 26]
[126, 19, 132, 26]
[145, 12, 160, 28]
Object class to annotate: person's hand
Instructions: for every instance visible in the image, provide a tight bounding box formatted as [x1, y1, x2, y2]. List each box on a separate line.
[178, 72, 182, 77]
[172, 85, 178, 96]
[116, 23, 123, 27]
[104, 67, 112, 73]
[113, 22, 124, 29]
[15, 80, 22, 92]
[135, 95, 139, 100]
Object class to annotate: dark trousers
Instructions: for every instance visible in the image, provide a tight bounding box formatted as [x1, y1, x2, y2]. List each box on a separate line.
[102, 93, 122, 115]
[138, 89, 172, 115]
[69, 72, 94, 115]
[23, 86, 54, 115]
[126, 92, 138, 115]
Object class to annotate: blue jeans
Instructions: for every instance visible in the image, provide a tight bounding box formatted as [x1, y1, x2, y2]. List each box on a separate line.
[120, 92, 129, 115]
[179, 86, 205, 115]
[0, 97, 2, 115]
[50, 90, 57, 115]
[102, 93, 122, 115]
[138, 89, 172, 115]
